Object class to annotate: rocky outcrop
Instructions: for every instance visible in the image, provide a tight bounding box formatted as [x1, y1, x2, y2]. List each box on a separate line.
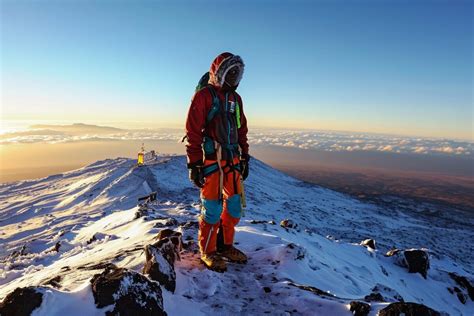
[349, 301, 371, 316]
[0, 287, 43, 316]
[143, 229, 182, 292]
[378, 302, 440, 316]
[386, 248, 430, 278]
[90, 265, 166, 316]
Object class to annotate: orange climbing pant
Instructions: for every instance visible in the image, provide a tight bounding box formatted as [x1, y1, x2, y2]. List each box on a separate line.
[198, 157, 242, 254]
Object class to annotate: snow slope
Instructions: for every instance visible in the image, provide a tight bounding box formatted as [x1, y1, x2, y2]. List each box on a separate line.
[0, 155, 472, 315]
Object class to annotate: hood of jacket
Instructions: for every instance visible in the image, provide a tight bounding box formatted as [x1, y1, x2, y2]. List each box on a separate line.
[208, 52, 245, 89]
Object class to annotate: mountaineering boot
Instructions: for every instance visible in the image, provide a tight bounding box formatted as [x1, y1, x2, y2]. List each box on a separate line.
[201, 252, 227, 272]
[218, 245, 248, 264]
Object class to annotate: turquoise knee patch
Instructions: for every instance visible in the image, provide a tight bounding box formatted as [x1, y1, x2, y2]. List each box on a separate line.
[226, 194, 242, 218]
[201, 199, 223, 224]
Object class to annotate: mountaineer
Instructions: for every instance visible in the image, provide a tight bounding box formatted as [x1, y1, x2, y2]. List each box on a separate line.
[185, 52, 250, 272]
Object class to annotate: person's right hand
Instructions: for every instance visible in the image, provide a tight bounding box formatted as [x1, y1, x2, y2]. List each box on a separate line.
[240, 154, 250, 181]
[188, 160, 204, 188]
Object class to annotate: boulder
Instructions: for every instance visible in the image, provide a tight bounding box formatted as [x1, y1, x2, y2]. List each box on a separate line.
[404, 249, 429, 279]
[349, 301, 371, 316]
[386, 248, 429, 279]
[0, 286, 43, 316]
[143, 229, 183, 292]
[90, 265, 166, 316]
[378, 302, 440, 316]
[143, 244, 176, 293]
[360, 239, 376, 250]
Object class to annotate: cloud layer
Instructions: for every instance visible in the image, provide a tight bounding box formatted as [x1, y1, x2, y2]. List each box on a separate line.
[249, 129, 473, 157]
[1, 125, 472, 157]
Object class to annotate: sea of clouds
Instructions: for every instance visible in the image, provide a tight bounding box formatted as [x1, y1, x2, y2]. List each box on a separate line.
[1, 127, 472, 157]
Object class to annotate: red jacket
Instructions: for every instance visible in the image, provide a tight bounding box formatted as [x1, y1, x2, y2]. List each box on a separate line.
[185, 85, 249, 164]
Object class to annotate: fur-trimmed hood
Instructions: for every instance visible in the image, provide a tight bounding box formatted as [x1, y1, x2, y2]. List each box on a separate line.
[208, 52, 245, 88]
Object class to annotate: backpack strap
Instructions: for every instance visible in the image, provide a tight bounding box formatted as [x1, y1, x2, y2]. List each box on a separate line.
[206, 86, 220, 125]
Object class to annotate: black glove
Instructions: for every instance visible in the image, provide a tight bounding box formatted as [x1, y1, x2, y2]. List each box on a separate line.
[240, 154, 250, 181]
[188, 160, 204, 188]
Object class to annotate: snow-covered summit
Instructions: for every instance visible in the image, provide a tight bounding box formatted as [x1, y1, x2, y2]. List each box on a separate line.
[0, 155, 472, 315]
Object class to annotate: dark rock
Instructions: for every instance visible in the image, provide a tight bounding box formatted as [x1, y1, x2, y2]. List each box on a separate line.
[448, 272, 474, 302]
[250, 220, 267, 224]
[90, 265, 166, 316]
[250, 219, 276, 225]
[87, 234, 97, 244]
[134, 205, 149, 219]
[263, 287, 271, 293]
[364, 292, 385, 302]
[404, 250, 429, 279]
[44, 275, 62, 288]
[378, 302, 440, 316]
[280, 219, 297, 229]
[9, 244, 28, 259]
[369, 284, 404, 302]
[143, 244, 176, 292]
[0, 286, 43, 316]
[153, 218, 178, 228]
[143, 229, 183, 292]
[386, 248, 429, 279]
[182, 240, 195, 250]
[155, 228, 180, 242]
[295, 249, 305, 260]
[361, 239, 376, 250]
[77, 262, 116, 271]
[154, 230, 183, 260]
[288, 282, 335, 298]
[180, 221, 199, 229]
[349, 301, 371, 316]
[450, 287, 467, 304]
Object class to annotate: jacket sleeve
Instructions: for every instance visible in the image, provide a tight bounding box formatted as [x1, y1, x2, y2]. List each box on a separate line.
[237, 95, 249, 157]
[185, 90, 207, 165]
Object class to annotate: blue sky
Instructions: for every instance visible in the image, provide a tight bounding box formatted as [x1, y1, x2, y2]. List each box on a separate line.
[1, 0, 472, 139]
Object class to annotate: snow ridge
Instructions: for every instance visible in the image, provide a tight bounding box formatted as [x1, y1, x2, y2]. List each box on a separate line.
[0, 155, 472, 315]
